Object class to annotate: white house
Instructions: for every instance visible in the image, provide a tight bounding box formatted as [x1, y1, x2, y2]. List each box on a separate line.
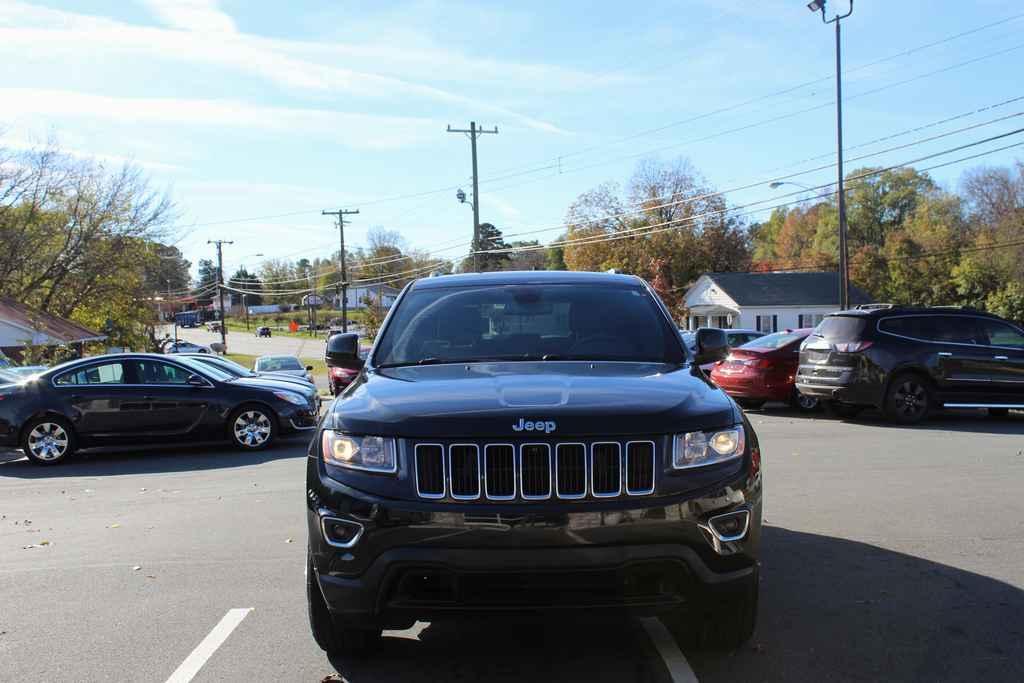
[682, 271, 871, 333]
[332, 284, 400, 310]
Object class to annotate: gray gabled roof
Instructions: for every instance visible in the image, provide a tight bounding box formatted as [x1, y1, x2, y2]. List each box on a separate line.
[703, 271, 871, 307]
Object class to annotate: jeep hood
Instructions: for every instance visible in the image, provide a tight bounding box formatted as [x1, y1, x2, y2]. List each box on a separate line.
[327, 361, 736, 438]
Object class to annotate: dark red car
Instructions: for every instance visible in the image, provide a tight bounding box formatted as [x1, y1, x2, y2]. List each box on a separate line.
[327, 366, 360, 396]
[709, 328, 819, 411]
[325, 333, 363, 397]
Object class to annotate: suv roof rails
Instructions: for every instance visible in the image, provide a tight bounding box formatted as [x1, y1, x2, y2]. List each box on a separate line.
[852, 303, 995, 316]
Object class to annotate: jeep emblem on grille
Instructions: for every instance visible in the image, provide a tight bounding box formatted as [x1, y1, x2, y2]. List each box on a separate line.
[512, 418, 557, 433]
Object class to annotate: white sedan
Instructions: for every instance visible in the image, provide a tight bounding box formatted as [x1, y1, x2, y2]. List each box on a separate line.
[254, 355, 314, 383]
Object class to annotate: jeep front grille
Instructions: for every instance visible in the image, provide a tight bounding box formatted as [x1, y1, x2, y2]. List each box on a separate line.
[484, 444, 515, 499]
[411, 440, 659, 502]
[415, 444, 445, 498]
[449, 444, 480, 500]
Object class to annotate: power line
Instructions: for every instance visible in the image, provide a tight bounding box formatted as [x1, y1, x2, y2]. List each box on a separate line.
[471, 133, 1024, 257]
[475, 12, 1024, 183]
[158, 14, 1024, 237]
[243, 109, 1024, 280]
[219, 136, 1024, 297]
[480, 41, 1024, 198]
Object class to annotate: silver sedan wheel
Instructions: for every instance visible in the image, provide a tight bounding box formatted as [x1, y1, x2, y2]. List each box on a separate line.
[233, 410, 272, 448]
[27, 422, 70, 461]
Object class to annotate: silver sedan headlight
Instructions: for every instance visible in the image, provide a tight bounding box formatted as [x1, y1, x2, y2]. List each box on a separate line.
[321, 432, 397, 473]
[673, 425, 746, 469]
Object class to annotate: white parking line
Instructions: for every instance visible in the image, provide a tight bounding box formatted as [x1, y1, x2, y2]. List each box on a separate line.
[165, 608, 253, 683]
[640, 617, 699, 683]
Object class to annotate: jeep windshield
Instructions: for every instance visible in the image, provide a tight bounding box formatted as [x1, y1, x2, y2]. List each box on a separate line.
[373, 283, 685, 367]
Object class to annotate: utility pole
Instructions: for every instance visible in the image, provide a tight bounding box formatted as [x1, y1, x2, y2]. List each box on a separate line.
[207, 239, 233, 350]
[322, 208, 359, 333]
[447, 121, 498, 271]
[167, 280, 177, 344]
[810, 0, 853, 310]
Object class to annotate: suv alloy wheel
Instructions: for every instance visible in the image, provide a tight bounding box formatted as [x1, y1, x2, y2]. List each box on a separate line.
[885, 372, 932, 424]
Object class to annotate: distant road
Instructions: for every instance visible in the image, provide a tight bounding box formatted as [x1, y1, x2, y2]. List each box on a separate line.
[165, 326, 327, 360]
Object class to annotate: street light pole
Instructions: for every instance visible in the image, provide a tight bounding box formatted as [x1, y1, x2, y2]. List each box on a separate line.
[809, 0, 853, 310]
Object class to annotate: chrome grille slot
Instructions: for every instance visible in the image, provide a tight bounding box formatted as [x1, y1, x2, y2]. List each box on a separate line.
[520, 444, 552, 499]
[591, 442, 622, 497]
[411, 439, 656, 501]
[484, 444, 516, 500]
[415, 444, 445, 498]
[625, 441, 656, 495]
[555, 443, 587, 499]
[449, 444, 480, 499]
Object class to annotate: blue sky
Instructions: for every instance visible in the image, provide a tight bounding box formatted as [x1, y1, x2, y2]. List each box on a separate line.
[2, 0, 1023, 278]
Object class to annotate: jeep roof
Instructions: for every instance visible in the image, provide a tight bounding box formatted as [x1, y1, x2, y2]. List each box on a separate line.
[413, 270, 645, 290]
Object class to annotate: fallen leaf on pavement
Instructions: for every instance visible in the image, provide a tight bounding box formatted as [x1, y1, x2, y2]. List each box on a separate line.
[132, 565, 142, 571]
[108, 523, 121, 529]
[285, 538, 294, 543]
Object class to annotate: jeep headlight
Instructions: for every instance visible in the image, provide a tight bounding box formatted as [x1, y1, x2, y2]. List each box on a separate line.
[673, 425, 745, 469]
[321, 431, 397, 473]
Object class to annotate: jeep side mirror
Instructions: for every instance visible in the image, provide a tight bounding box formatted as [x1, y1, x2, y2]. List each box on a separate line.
[325, 332, 362, 369]
[693, 328, 728, 366]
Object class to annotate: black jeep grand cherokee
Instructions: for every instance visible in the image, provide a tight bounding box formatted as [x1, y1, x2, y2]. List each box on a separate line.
[306, 271, 762, 655]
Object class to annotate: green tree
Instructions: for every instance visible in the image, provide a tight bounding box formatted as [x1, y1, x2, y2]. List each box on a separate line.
[462, 222, 511, 272]
[195, 259, 218, 306]
[986, 281, 1024, 324]
[845, 166, 937, 248]
[545, 239, 567, 270]
[229, 267, 263, 306]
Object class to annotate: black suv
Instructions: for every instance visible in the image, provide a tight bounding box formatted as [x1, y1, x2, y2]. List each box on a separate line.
[796, 306, 1024, 423]
[306, 271, 763, 656]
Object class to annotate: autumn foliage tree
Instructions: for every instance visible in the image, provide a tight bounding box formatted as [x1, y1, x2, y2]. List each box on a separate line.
[0, 140, 177, 350]
[563, 159, 750, 314]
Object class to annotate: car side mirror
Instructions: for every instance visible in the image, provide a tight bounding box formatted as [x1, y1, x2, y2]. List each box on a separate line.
[694, 328, 729, 366]
[305, 365, 314, 372]
[186, 374, 208, 387]
[325, 333, 363, 370]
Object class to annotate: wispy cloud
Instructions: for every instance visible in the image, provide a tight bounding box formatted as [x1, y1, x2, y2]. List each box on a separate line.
[1, 88, 441, 150]
[1, 134, 185, 171]
[140, 0, 236, 33]
[0, 2, 576, 134]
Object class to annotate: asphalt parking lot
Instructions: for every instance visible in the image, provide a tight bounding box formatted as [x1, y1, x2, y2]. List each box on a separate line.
[1, 407, 1022, 682]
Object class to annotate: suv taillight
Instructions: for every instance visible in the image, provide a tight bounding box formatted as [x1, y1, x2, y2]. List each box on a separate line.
[833, 341, 873, 353]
